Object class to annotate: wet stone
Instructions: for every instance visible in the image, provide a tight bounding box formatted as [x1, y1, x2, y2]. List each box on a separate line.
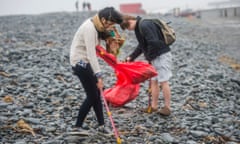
[0, 12, 240, 143]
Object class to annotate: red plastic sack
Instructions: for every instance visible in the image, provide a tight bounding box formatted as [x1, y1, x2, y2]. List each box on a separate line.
[96, 46, 117, 67]
[96, 45, 157, 84]
[104, 82, 140, 107]
[96, 45, 157, 107]
[115, 62, 157, 84]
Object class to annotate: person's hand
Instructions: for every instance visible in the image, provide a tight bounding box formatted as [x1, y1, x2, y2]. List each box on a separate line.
[97, 78, 104, 90]
[125, 57, 131, 62]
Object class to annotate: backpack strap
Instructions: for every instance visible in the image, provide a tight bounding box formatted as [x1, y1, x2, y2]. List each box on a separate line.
[139, 18, 176, 46]
[138, 19, 162, 35]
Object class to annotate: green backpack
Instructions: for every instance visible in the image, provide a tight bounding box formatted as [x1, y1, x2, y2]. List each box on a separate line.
[139, 19, 176, 46]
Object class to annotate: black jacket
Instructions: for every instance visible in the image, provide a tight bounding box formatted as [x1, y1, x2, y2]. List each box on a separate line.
[129, 16, 170, 61]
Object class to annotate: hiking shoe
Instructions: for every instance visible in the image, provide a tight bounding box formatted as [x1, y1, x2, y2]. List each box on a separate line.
[140, 106, 158, 113]
[67, 127, 90, 136]
[159, 106, 171, 116]
[97, 125, 112, 134]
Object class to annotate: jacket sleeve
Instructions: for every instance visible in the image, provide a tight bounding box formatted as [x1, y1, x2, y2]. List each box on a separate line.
[128, 44, 142, 61]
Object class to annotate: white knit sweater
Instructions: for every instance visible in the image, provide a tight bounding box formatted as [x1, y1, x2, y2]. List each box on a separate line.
[70, 18, 101, 75]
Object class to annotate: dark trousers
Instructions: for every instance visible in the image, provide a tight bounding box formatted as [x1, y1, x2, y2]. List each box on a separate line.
[72, 64, 104, 127]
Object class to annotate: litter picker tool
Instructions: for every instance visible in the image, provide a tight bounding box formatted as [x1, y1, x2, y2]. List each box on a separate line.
[146, 61, 153, 113]
[147, 79, 152, 113]
[100, 88, 122, 144]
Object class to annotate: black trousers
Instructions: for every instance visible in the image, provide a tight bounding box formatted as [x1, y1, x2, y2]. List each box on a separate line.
[72, 64, 104, 127]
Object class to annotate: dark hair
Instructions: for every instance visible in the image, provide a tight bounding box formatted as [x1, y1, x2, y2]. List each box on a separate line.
[98, 7, 122, 24]
[120, 15, 136, 30]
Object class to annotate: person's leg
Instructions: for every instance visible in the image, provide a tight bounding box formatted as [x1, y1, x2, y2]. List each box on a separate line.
[158, 80, 171, 116]
[152, 52, 172, 116]
[82, 65, 104, 126]
[75, 96, 92, 127]
[92, 88, 104, 126]
[77, 83, 104, 127]
[150, 79, 160, 110]
[74, 65, 94, 127]
[74, 64, 104, 127]
[76, 83, 104, 127]
[160, 81, 171, 109]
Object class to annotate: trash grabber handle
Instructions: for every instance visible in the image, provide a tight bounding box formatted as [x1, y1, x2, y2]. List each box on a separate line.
[100, 89, 122, 144]
[147, 79, 152, 113]
[147, 62, 152, 113]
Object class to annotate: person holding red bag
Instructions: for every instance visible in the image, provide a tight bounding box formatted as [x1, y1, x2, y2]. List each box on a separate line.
[70, 7, 123, 131]
[120, 15, 173, 116]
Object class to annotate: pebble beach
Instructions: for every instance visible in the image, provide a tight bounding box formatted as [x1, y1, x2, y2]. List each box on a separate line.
[0, 11, 240, 144]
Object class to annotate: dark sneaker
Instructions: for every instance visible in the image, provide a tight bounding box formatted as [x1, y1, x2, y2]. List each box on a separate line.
[97, 125, 112, 134]
[140, 106, 158, 113]
[159, 106, 171, 116]
[67, 127, 90, 136]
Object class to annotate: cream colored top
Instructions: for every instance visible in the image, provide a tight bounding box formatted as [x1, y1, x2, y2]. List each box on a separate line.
[70, 18, 101, 74]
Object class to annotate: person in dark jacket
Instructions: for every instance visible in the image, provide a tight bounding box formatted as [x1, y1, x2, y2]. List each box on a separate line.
[120, 15, 172, 116]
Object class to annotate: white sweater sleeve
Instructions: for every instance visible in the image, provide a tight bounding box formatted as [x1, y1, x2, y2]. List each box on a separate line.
[83, 23, 101, 75]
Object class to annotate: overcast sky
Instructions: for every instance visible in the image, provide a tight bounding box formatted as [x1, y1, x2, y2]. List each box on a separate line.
[0, 0, 226, 16]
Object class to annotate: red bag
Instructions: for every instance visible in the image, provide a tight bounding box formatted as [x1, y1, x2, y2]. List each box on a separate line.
[96, 45, 157, 84]
[96, 45, 157, 107]
[104, 82, 140, 107]
[96, 46, 117, 67]
[115, 62, 157, 84]
[104, 70, 140, 107]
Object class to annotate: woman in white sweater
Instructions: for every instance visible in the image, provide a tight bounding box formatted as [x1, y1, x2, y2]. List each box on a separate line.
[70, 7, 122, 131]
